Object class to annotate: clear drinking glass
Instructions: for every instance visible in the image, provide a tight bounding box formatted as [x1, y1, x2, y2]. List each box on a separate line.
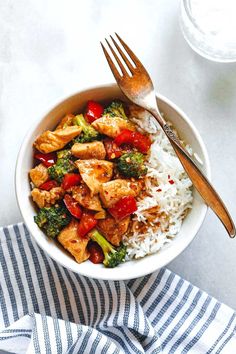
[180, 0, 236, 62]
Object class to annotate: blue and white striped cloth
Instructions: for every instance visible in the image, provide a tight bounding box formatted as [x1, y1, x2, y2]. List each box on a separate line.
[0, 223, 235, 353]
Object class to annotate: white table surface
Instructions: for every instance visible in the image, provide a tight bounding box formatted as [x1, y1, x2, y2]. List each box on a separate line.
[0, 0, 236, 308]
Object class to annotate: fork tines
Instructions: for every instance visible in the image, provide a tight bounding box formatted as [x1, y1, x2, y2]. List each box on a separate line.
[101, 33, 141, 79]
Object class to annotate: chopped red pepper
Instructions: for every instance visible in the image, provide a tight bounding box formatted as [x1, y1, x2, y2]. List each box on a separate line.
[39, 180, 58, 191]
[88, 241, 104, 264]
[62, 173, 81, 190]
[85, 100, 104, 123]
[34, 152, 57, 167]
[114, 129, 133, 145]
[77, 210, 98, 238]
[104, 138, 123, 160]
[108, 196, 137, 221]
[63, 194, 82, 219]
[169, 180, 175, 185]
[114, 129, 151, 154]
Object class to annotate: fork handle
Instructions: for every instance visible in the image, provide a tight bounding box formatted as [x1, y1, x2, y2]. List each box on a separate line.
[152, 113, 235, 237]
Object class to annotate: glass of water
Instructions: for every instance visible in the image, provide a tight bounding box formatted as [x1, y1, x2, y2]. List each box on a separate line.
[180, 0, 236, 62]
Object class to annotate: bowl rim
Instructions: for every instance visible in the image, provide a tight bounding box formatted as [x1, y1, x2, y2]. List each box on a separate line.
[15, 83, 211, 280]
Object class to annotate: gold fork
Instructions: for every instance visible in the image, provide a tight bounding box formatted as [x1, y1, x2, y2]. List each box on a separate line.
[101, 33, 235, 238]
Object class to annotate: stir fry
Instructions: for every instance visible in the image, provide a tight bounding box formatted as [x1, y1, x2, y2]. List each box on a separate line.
[30, 100, 152, 267]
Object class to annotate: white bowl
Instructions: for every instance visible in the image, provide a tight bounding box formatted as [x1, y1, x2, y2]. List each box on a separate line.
[15, 83, 210, 280]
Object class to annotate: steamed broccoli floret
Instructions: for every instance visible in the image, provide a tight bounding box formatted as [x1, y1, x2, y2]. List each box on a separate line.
[117, 152, 147, 178]
[73, 114, 99, 143]
[57, 149, 72, 159]
[48, 156, 75, 182]
[90, 229, 127, 268]
[103, 101, 128, 120]
[34, 205, 71, 238]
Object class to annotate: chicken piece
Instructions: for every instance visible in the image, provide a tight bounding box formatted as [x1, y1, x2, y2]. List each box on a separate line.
[56, 114, 75, 130]
[31, 187, 65, 208]
[75, 159, 113, 195]
[57, 219, 90, 264]
[34, 126, 82, 153]
[29, 163, 49, 187]
[97, 215, 130, 246]
[94, 210, 106, 219]
[71, 141, 106, 160]
[70, 184, 103, 211]
[91, 116, 136, 138]
[100, 179, 141, 208]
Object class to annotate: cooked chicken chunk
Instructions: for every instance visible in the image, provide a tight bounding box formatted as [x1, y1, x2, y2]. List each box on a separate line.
[34, 126, 82, 153]
[57, 220, 90, 264]
[97, 215, 130, 246]
[94, 210, 106, 219]
[91, 116, 136, 138]
[29, 163, 49, 187]
[75, 159, 113, 195]
[70, 184, 103, 211]
[31, 187, 65, 208]
[71, 141, 106, 160]
[56, 114, 75, 130]
[100, 179, 141, 208]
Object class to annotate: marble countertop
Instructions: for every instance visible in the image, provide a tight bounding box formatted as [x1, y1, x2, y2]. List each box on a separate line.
[0, 0, 235, 308]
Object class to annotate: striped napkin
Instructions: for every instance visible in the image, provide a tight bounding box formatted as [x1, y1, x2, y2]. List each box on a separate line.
[0, 224, 235, 354]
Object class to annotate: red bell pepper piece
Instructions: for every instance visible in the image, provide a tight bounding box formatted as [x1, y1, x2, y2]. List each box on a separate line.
[104, 138, 123, 160]
[34, 152, 57, 167]
[77, 210, 98, 238]
[85, 100, 104, 123]
[39, 180, 58, 191]
[108, 196, 137, 221]
[88, 241, 104, 264]
[61, 173, 81, 190]
[114, 129, 133, 146]
[63, 194, 82, 219]
[114, 129, 151, 154]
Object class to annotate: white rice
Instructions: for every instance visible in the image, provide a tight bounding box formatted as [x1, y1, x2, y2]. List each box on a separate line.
[123, 108, 193, 260]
